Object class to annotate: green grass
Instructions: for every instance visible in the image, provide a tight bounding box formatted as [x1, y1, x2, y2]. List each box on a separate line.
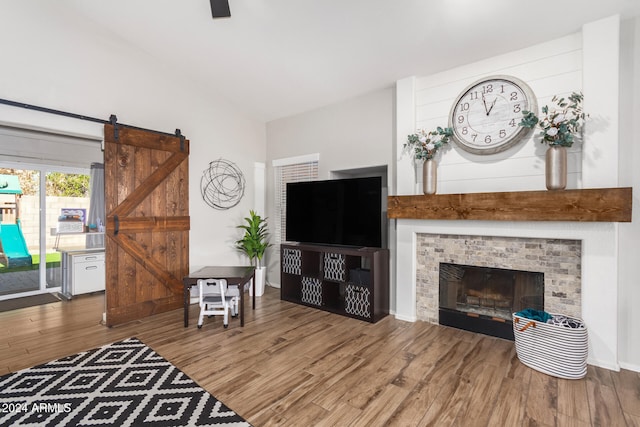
[31, 253, 61, 264]
[0, 252, 61, 272]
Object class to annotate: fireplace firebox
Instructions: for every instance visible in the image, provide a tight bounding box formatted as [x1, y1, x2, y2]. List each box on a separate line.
[439, 263, 544, 340]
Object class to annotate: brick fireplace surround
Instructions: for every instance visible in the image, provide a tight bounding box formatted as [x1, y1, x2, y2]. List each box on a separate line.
[416, 234, 582, 324]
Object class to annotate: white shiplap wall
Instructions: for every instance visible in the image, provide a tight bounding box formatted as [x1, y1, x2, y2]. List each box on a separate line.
[411, 32, 584, 194]
[393, 16, 635, 370]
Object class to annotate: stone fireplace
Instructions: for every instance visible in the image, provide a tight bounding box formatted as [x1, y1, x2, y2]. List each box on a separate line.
[416, 234, 582, 338]
[394, 218, 620, 371]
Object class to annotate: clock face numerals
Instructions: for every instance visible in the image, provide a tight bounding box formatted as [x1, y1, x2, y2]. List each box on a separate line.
[450, 76, 536, 154]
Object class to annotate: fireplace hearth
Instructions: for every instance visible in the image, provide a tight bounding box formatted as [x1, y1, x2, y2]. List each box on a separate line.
[439, 263, 544, 340]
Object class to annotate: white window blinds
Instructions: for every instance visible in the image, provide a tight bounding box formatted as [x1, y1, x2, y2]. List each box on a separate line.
[0, 125, 102, 168]
[273, 154, 319, 245]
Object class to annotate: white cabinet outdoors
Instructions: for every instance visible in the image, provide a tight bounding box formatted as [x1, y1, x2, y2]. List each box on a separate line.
[70, 252, 105, 295]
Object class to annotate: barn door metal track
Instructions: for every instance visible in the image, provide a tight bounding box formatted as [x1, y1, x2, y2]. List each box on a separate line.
[0, 97, 185, 146]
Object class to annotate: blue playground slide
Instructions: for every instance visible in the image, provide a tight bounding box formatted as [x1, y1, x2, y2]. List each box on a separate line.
[0, 221, 33, 267]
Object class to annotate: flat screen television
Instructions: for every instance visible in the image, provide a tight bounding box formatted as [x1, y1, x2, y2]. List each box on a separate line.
[286, 176, 382, 248]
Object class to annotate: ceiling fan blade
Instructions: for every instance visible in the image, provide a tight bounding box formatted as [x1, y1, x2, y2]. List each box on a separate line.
[210, 0, 231, 18]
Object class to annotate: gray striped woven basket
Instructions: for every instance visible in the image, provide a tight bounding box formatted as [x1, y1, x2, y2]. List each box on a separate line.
[512, 313, 588, 379]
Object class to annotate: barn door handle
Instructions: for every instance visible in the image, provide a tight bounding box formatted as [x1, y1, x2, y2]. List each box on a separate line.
[114, 215, 119, 236]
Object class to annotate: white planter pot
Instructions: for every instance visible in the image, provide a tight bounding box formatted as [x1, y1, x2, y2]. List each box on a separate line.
[250, 266, 266, 297]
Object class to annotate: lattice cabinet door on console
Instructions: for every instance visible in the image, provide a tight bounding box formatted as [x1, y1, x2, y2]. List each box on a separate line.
[280, 243, 389, 323]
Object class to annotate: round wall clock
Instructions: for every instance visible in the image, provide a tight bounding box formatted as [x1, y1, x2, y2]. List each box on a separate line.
[448, 75, 537, 155]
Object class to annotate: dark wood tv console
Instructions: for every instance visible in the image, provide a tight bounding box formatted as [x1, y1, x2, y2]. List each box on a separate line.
[280, 243, 389, 323]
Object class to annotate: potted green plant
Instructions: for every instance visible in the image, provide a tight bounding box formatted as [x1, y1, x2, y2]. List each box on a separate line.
[403, 126, 453, 194]
[520, 92, 587, 190]
[235, 210, 271, 296]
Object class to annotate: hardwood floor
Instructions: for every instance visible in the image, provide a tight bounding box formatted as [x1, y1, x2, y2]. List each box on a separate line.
[1, 287, 639, 426]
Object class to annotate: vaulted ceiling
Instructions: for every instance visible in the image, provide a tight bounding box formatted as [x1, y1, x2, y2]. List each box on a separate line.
[48, 1, 640, 122]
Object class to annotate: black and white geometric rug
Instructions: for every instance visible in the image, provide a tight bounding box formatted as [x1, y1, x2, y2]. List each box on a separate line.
[0, 337, 251, 426]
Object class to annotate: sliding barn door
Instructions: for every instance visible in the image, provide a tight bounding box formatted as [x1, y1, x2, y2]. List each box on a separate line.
[104, 124, 189, 326]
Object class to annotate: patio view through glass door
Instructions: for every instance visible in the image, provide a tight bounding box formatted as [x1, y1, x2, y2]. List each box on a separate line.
[45, 171, 91, 293]
[0, 167, 90, 300]
[0, 168, 40, 297]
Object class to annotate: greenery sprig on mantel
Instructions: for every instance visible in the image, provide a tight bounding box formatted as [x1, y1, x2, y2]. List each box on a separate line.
[404, 127, 454, 161]
[520, 92, 587, 147]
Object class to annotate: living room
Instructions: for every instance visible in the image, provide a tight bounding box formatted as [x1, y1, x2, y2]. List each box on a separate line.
[1, 1, 639, 426]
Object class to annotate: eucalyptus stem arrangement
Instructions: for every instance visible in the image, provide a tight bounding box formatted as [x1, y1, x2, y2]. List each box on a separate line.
[404, 127, 454, 161]
[520, 92, 587, 147]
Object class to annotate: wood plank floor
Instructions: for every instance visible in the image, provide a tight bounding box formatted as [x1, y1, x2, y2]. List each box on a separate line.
[1, 287, 639, 426]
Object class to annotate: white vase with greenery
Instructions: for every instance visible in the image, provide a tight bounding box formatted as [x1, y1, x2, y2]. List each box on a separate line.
[235, 210, 271, 296]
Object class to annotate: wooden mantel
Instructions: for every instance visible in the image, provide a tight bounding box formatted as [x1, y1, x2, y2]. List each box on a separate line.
[387, 187, 632, 222]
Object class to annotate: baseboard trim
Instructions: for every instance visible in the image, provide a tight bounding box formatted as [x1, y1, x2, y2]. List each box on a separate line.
[587, 357, 620, 372]
[619, 361, 640, 373]
[394, 313, 417, 322]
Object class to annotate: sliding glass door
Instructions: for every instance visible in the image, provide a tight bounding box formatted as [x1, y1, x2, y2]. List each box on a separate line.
[45, 170, 91, 291]
[0, 168, 40, 297]
[0, 165, 90, 299]
[0, 124, 103, 301]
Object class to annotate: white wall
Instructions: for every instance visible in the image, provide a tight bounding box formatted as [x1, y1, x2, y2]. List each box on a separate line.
[0, 3, 266, 273]
[267, 89, 394, 179]
[618, 16, 640, 372]
[394, 16, 639, 371]
[265, 88, 394, 286]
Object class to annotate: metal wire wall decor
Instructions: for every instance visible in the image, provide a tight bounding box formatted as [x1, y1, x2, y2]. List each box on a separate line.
[200, 158, 245, 210]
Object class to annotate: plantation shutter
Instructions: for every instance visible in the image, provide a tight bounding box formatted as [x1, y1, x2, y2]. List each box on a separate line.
[272, 154, 319, 245]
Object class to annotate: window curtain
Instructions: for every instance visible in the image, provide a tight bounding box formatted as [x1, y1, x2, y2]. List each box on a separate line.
[86, 163, 105, 249]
